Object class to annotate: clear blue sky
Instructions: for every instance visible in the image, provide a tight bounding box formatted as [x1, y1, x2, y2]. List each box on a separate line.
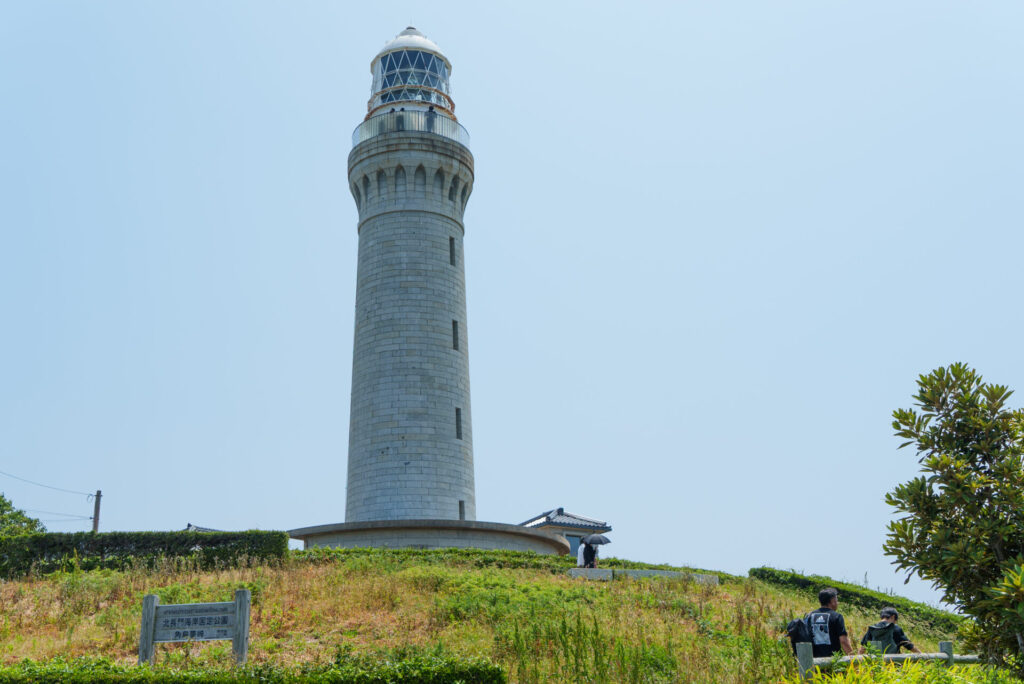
[2, 2, 1022, 606]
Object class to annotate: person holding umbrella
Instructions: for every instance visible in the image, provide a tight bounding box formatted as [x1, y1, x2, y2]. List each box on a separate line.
[583, 541, 596, 568]
[581, 534, 610, 569]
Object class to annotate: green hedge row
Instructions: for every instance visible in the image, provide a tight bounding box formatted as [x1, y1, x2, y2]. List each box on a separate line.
[0, 531, 289, 578]
[0, 655, 506, 683]
[293, 546, 737, 579]
[748, 566, 962, 632]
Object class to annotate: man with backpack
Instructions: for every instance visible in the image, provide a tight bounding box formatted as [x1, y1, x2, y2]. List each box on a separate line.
[859, 607, 921, 654]
[788, 588, 854, 657]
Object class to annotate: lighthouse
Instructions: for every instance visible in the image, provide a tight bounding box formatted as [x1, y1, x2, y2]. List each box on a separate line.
[290, 29, 565, 554]
[345, 27, 476, 523]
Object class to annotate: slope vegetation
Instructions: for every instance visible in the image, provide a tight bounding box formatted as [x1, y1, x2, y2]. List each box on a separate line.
[0, 548, 1010, 683]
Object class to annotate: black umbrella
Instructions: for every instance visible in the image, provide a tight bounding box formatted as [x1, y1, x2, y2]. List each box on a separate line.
[581, 534, 611, 545]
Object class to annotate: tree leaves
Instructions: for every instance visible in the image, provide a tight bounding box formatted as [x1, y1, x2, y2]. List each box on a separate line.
[885, 364, 1024, 666]
[0, 493, 46, 537]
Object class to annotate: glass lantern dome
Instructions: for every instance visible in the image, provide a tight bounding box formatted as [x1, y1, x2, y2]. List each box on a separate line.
[366, 27, 456, 119]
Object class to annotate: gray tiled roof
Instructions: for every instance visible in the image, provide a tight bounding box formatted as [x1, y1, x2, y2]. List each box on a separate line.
[520, 507, 611, 532]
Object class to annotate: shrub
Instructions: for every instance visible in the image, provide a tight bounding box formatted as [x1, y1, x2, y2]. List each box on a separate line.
[749, 567, 962, 632]
[0, 531, 288, 578]
[783, 657, 1024, 683]
[0, 653, 506, 683]
[293, 546, 734, 579]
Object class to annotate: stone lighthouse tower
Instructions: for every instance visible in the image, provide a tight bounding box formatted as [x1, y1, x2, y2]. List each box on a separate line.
[345, 27, 476, 523]
[290, 29, 566, 554]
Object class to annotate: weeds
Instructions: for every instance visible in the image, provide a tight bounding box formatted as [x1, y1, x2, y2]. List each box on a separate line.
[783, 658, 1024, 683]
[0, 548, 982, 682]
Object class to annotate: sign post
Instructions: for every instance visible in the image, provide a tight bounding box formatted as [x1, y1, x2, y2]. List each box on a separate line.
[138, 589, 250, 665]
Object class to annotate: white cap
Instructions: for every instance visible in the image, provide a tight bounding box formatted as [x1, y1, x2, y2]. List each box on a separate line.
[372, 27, 451, 73]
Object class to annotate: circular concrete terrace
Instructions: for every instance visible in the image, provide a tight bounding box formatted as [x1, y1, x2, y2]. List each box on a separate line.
[288, 519, 570, 555]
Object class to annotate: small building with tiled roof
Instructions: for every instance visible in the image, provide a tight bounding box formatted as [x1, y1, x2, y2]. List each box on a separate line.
[520, 508, 611, 555]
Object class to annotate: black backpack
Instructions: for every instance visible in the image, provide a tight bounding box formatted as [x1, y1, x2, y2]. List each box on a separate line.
[864, 622, 899, 653]
[786, 614, 813, 654]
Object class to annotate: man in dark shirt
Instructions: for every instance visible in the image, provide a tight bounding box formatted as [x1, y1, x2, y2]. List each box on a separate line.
[809, 588, 854, 658]
[859, 607, 922, 654]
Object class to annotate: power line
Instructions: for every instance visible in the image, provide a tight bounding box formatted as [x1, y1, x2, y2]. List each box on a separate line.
[24, 509, 92, 518]
[39, 517, 92, 523]
[0, 469, 91, 497]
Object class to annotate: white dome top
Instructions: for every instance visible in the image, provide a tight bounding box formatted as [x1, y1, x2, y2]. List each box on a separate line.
[372, 27, 451, 72]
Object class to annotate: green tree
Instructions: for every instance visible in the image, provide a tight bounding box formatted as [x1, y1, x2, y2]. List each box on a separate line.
[885, 363, 1024, 665]
[0, 493, 45, 536]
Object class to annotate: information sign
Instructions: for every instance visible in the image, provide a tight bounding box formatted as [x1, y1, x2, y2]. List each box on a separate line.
[138, 589, 250, 665]
[154, 601, 236, 642]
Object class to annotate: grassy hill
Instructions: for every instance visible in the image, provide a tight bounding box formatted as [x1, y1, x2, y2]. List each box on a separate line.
[0, 548, 1013, 682]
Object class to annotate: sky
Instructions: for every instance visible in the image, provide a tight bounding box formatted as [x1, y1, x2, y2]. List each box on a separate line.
[2, 1, 1023, 607]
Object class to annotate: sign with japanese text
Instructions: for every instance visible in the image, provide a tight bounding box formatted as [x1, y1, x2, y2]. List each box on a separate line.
[153, 601, 236, 642]
[138, 589, 250, 665]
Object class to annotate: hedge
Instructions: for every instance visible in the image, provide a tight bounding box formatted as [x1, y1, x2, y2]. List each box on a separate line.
[0, 531, 289, 578]
[0, 655, 506, 683]
[294, 546, 738, 580]
[749, 566, 962, 632]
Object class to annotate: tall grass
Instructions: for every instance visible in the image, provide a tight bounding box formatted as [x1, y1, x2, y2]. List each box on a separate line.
[782, 658, 1024, 683]
[0, 548, 977, 682]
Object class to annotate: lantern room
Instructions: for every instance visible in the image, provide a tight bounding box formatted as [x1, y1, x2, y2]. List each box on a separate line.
[366, 27, 455, 118]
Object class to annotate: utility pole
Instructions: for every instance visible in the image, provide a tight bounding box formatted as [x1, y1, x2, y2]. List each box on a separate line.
[92, 490, 102, 533]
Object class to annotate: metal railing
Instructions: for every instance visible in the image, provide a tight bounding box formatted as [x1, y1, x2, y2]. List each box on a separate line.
[796, 641, 981, 680]
[351, 110, 471, 148]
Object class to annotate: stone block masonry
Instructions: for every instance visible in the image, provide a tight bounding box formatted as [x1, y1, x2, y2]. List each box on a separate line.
[345, 132, 476, 523]
[289, 28, 575, 555]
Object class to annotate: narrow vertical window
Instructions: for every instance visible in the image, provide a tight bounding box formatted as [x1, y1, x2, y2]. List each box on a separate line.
[449, 236, 456, 266]
[459, 500, 466, 520]
[455, 408, 462, 439]
[452, 320, 459, 350]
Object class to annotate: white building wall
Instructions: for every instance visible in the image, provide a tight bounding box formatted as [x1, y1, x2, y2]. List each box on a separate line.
[305, 528, 563, 554]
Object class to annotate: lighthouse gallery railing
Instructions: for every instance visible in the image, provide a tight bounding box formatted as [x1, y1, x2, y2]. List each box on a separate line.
[352, 110, 471, 148]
